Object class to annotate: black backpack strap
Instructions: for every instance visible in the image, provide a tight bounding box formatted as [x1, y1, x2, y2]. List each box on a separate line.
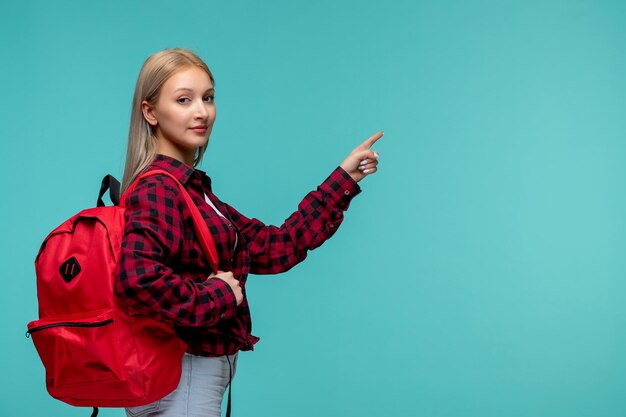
[90, 407, 98, 417]
[226, 355, 233, 417]
[97, 175, 120, 207]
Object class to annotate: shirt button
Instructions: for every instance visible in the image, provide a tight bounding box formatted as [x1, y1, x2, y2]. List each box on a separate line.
[220, 313, 226, 319]
[227, 223, 233, 228]
[344, 190, 350, 196]
[328, 223, 334, 228]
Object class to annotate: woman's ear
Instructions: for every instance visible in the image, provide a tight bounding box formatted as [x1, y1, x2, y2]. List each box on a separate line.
[141, 100, 158, 126]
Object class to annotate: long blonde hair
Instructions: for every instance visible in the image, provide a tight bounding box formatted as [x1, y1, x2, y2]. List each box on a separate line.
[121, 48, 215, 193]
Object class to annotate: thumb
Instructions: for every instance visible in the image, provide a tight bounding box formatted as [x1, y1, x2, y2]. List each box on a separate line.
[353, 149, 379, 162]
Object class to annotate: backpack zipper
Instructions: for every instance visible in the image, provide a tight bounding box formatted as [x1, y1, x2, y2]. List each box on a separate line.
[26, 318, 113, 338]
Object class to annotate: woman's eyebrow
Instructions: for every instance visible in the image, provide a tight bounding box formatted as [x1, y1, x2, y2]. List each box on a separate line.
[173, 87, 215, 93]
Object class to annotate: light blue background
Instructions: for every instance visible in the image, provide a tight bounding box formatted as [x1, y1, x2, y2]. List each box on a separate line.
[1, 1, 625, 416]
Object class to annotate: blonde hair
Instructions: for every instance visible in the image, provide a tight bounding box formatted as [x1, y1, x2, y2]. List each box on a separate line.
[121, 48, 215, 193]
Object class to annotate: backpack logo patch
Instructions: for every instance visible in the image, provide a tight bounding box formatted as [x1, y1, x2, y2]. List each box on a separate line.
[59, 257, 81, 283]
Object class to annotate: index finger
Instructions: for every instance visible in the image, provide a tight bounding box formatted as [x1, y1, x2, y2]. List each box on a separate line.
[361, 131, 384, 149]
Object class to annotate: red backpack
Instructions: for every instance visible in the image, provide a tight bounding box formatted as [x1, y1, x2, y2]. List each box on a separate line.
[27, 169, 219, 414]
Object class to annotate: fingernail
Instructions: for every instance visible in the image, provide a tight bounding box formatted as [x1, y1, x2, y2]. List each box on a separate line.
[363, 169, 370, 174]
[359, 160, 368, 166]
[374, 152, 379, 159]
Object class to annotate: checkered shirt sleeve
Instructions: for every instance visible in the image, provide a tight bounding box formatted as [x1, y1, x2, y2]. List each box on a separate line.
[225, 167, 361, 274]
[115, 176, 238, 327]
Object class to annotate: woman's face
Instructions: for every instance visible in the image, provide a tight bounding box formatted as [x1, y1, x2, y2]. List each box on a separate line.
[143, 66, 216, 166]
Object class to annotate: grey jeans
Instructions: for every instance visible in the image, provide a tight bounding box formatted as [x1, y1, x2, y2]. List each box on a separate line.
[125, 352, 238, 417]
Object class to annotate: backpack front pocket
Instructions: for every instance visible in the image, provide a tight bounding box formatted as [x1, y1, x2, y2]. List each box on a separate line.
[27, 309, 123, 388]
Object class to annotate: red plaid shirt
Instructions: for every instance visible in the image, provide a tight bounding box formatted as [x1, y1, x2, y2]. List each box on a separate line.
[115, 154, 361, 356]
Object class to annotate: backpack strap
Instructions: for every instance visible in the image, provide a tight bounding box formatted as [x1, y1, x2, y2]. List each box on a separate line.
[121, 169, 219, 274]
[97, 175, 121, 207]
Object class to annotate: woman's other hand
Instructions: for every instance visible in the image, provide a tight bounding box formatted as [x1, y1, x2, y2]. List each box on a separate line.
[339, 131, 383, 183]
[208, 271, 243, 305]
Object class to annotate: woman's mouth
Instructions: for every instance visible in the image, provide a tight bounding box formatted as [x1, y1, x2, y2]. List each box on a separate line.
[190, 125, 208, 134]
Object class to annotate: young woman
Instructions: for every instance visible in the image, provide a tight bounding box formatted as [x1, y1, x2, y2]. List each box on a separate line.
[116, 48, 382, 417]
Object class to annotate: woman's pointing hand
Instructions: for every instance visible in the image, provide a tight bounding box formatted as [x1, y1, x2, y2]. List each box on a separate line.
[339, 131, 383, 183]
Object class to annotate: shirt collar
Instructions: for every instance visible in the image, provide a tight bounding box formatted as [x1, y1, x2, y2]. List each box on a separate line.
[149, 154, 212, 189]
[149, 154, 196, 184]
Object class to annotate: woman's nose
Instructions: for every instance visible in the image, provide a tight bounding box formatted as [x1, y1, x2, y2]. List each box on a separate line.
[194, 100, 209, 118]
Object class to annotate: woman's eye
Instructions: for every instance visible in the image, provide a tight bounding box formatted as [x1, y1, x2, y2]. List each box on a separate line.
[177, 97, 190, 104]
[203, 95, 215, 103]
